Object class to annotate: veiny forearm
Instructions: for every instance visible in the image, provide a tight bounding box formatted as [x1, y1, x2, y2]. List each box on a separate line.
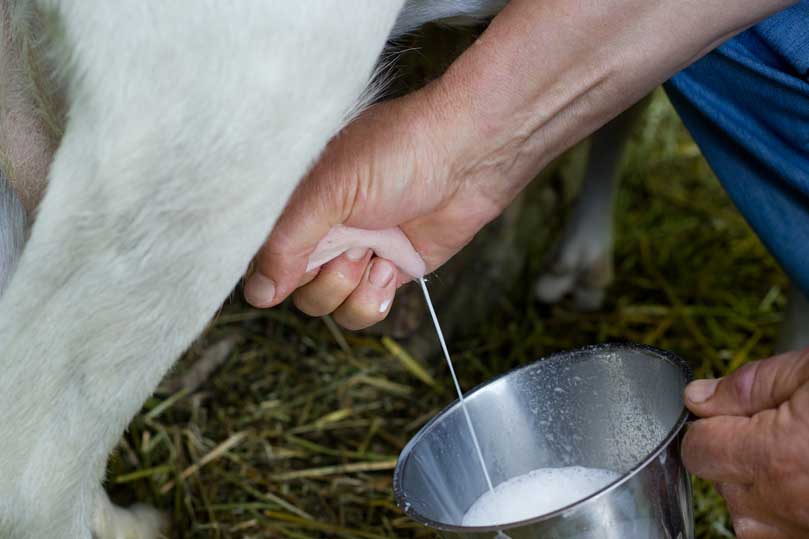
[427, 0, 797, 209]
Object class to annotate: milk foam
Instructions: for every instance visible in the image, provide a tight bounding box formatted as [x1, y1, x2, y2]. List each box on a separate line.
[462, 466, 620, 527]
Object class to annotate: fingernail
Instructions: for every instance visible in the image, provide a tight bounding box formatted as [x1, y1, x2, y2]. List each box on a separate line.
[244, 273, 276, 306]
[345, 247, 368, 261]
[686, 379, 719, 404]
[369, 259, 394, 288]
[379, 299, 391, 313]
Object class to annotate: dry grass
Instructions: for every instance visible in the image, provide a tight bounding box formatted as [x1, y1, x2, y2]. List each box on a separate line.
[107, 91, 789, 538]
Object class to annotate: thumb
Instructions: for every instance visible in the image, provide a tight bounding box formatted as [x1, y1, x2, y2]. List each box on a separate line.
[244, 172, 341, 308]
[246, 198, 428, 308]
[685, 347, 809, 418]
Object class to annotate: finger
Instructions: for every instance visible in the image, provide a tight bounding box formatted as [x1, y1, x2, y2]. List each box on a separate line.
[682, 414, 770, 483]
[292, 249, 371, 317]
[332, 258, 397, 330]
[685, 348, 809, 417]
[244, 162, 349, 308]
[716, 483, 804, 539]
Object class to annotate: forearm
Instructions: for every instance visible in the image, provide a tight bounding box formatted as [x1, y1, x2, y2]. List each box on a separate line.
[426, 0, 796, 209]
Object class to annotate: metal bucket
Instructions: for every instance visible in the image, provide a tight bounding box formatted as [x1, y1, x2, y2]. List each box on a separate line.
[393, 343, 694, 538]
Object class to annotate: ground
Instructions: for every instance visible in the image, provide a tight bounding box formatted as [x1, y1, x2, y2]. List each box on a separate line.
[109, 92, 790, 538]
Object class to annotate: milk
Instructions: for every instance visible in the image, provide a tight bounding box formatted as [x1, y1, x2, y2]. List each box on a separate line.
[419, 278, 495, 492]
[462, 466, 620, 527]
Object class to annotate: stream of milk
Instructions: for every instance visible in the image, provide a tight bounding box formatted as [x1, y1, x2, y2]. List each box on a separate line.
[462, 466, 620, 526]
[418, 278, 621, 531]
[418, 277, 495, 493]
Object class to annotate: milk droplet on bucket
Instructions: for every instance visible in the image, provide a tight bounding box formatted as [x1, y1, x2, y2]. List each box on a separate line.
[462, 466, 620, 527]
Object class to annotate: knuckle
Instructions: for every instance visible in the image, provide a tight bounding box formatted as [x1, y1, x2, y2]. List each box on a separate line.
[731, 361, 759, 409]
[320, 263, 365, 293]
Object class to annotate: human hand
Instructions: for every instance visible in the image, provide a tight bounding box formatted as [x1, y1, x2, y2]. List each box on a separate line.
[683, 347, 809, 538]
[244, 0, 794, 331]
[243, 83, 525, 329]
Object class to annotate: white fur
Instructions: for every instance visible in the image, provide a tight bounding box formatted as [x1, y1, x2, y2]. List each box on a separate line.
[0, 1, 506, 538]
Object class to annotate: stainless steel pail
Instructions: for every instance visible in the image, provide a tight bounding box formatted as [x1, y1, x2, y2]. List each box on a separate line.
[393, 344, 694, 539]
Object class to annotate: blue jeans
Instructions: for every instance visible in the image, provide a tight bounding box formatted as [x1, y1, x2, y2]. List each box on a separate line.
[665, 1, 809, 296]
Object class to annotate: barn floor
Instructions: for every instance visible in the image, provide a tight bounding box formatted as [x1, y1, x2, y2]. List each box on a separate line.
[110, 91, 790, 539]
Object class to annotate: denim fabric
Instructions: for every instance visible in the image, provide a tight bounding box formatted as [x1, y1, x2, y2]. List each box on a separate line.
[665, 1, 809, 296]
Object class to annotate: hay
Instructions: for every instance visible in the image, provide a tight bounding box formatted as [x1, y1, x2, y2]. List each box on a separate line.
[107, 91, 788, 538]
